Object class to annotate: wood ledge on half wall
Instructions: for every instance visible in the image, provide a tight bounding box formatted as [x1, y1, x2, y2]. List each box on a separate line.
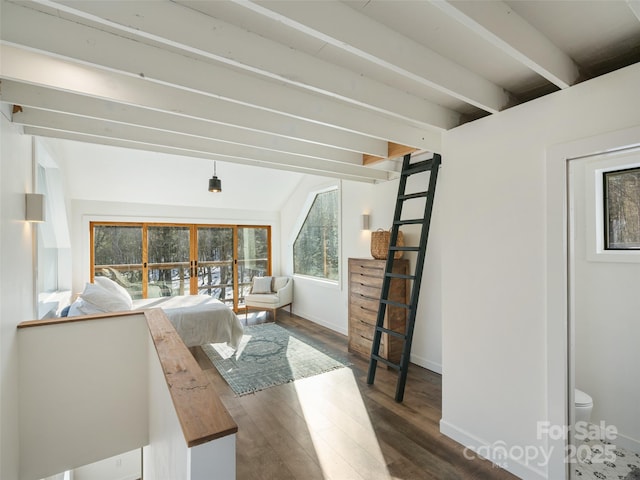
[17, 308, 238, 448]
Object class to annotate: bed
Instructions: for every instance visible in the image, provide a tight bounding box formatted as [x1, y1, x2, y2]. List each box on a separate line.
[67, 277, 244, 349]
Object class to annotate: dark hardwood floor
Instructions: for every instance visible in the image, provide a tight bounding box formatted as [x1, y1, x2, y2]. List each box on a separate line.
[191, 312, 518, 480]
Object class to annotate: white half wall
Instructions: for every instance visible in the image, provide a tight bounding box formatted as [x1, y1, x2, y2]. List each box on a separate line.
[18, 315, 149, 480]
[440, 63, 640, 480]
[144, 328, 235, 480]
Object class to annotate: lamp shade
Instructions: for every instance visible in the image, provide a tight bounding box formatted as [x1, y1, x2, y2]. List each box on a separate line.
[208, 161, 222, 192]
[362, 214, 370, 230]
[25, 193, 45, 222]
[208, 175, 222, 192]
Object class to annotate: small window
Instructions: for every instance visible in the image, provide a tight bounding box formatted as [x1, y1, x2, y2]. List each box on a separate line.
[293, 189, 339, 281]
[603, 167, 640, 250]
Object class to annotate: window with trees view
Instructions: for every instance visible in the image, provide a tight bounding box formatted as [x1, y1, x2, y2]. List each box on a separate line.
[604, 167, 640, 250]
[293, 188, 339, 281]
[91, 222, 270, 310]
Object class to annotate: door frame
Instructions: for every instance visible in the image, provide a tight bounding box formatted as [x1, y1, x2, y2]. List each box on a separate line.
[545, 125, 640, 479]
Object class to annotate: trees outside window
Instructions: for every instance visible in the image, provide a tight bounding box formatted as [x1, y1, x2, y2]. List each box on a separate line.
[604, 167, 640, 249]
[92, 222, 270, 309]
[293, 189, 339, 281]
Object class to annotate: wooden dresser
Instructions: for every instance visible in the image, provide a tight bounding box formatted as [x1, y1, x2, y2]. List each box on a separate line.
[348, 257, 409, 364]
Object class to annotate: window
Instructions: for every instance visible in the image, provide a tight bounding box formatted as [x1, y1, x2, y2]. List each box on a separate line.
[603, 167, 640, 250]
[91, 222, 271, 310]
[293, 189, 339, 281]
[35, 140, 73, 318]
[92, 224, 144, 298]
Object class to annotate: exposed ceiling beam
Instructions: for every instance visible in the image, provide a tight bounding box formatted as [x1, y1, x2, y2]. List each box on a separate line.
[3, 1, 441, 151]
[232, 0, 511, 113]
[25, 0, 459, 132]
[23, 126, 384, 183]
[0, 44, 388, 157]
[1, 80, 362, 165]
[432, 0, 579, 89]
[13, 108, 391, 181]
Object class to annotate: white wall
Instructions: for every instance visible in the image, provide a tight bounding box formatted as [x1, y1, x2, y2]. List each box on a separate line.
[18, 315, 149, 480]
[570, 151, 640, 451]
[439, 63, 640, 480]
[144, 330, 190, 480]
[279, 176, 373, 335]
[0, 105, 34, 480]
[45, 137, 302, 212]
[72, 449, 141, 480]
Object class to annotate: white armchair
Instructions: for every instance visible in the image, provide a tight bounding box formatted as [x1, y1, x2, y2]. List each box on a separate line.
[244, 276, 293, 321]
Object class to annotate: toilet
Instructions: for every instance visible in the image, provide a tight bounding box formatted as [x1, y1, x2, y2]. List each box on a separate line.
[574, 388, 593, 424]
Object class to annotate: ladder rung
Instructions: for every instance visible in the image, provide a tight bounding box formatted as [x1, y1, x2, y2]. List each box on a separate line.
[376, 326, 407, 339]
[371, 354, 401, 370]
[394, 219, 424, 225]
[385, 272, 416, 280]
[389, 246, 420, 252]
[401, 159, 434, 176]
[399, 191, 429, 201]
[367, 152, 442, 402]
[381, 299, 412, 310]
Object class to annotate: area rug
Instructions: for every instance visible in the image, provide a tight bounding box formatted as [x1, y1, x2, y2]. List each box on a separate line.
[202, 323, 351, 396]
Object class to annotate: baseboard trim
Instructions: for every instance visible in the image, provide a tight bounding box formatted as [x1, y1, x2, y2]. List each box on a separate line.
[293, 313, 443, 373]
[292, 309, 348, 336]
[409, 353, 442, 374]
[614, 431, 640, 453]
[440, 419, 548, 480]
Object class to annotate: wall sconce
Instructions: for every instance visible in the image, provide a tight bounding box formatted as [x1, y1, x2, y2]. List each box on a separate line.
[208, 161, 222, 193]
[361, 214, 370, 230]
[25, 193, 45, 223]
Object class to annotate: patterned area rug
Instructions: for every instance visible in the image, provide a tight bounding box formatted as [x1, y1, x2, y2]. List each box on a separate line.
[202, 323, 352, 396]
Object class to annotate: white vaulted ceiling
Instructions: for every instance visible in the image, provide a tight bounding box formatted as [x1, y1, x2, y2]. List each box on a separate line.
[1, 0, 639, 183]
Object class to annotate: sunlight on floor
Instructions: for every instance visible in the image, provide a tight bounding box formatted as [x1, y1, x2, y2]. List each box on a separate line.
[293, 368, 401, 480]
[209, 334, 252, 360]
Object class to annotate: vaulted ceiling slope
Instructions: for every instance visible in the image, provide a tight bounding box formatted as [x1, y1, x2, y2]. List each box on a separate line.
[1, 0, 639, 182]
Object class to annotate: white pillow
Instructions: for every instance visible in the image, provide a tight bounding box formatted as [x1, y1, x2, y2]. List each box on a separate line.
[251, 276, 273, 294]
[94, 275, 133, 309]
[80, 282, 132, 312]
[68, 298, 107, 316]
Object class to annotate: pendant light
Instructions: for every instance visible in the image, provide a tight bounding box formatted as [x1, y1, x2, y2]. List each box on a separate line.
[208, 161, 222, 193]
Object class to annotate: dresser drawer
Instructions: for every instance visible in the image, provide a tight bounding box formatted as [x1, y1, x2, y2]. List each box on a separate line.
[349, 260, 385, 277]
[350, 317, 374, 340]
[349, 273, 382, 292]
[349, 294, 379, 323]
[348, 258, 407, 365]
[348, 329, 384, 356]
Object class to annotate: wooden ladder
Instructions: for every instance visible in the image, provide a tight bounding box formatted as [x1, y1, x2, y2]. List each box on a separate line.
[366, 152, 442, 402]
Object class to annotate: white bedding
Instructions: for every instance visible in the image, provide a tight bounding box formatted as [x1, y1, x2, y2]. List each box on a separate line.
[68, 294, 244, 349]
[132, 295, 244, 349]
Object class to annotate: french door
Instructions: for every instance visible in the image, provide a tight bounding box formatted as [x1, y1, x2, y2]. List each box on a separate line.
[91, 222, 271, 311]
